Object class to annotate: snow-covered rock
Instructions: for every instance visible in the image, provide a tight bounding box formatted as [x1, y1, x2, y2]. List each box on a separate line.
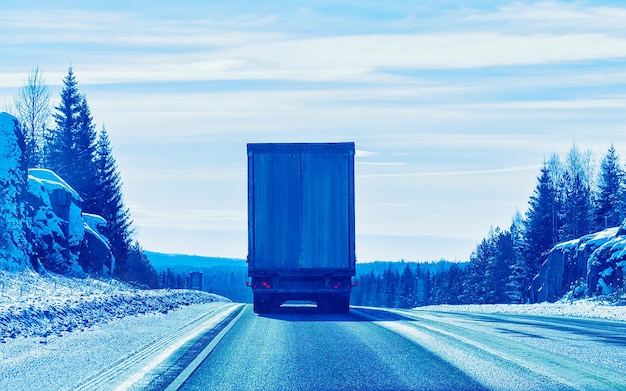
[25, 169, 114, 277]
[0, 111, 114, 277]
[0, 112, 29, 272]
[26, 169, 85, 276]
[532, 224, 626, 302]
[81, 213, 114, 275]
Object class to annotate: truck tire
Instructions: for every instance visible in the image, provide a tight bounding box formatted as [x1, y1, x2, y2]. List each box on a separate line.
[316, 294, 332, 313]
[317, 294, 350, 313]
[253, 293, 271, 313]
[334, 294, 350, 314]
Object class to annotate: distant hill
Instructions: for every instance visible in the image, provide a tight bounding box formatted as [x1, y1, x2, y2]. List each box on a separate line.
[145, 251, 246, 271]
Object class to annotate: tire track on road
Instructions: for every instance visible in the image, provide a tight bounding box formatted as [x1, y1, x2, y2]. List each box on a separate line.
[73, 303, 243, 391]
[353, 307, 626, 391]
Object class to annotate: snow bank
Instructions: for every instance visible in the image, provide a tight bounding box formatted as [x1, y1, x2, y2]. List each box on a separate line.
[417, 298, 626, 322]
[0, 270, 229, 342]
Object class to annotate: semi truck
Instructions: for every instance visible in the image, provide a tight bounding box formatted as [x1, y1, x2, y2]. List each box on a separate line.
[247, 142, 356, 313]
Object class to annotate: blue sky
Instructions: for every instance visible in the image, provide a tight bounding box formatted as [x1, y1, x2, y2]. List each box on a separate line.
[2, 1, 626, 262]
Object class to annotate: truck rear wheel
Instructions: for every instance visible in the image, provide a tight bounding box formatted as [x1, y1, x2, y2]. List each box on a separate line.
[317, 293, 350, 313]
[334, 294, 350, 313]
[253, 293, 272, 313]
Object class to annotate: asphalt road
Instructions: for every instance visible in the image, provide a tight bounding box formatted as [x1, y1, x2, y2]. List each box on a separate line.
[172, 305, 626, 391]
[177, 306, 486, 391]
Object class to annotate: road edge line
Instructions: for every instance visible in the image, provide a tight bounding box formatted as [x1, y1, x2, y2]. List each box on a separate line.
[164, 304, 247, 391]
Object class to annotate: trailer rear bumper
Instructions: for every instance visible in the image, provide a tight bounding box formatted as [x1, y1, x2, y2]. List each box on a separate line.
[248, 276, 354, 314]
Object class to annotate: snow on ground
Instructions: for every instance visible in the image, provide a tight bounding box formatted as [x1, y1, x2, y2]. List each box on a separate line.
[1, 270, 233, 390]
[1, 269, 625, 389]
[416, 297, 626, 322]
[0, 270, 229, 342]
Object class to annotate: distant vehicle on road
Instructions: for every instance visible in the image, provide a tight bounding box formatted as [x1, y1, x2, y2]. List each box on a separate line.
[246, 142, 356, 313]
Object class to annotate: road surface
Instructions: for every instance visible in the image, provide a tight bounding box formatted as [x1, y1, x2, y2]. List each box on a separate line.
[147, 305, 626, 391]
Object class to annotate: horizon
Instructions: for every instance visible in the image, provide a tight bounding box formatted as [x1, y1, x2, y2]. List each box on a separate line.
[145, 250, 466, 265]
[2, 1, 626, 262]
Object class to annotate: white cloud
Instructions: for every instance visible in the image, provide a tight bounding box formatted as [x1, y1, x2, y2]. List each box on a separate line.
[484, 2, 626, 32]
[355, 149, 377, 158]
[70, 33, 626, 83]
[130, 207, 246, 231]
[358, 164, 541, 179]
[357, 162, 406, 167]
[464, 99, 626, 110]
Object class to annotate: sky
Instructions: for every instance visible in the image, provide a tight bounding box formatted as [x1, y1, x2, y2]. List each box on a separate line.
[1, 1, 626, 263]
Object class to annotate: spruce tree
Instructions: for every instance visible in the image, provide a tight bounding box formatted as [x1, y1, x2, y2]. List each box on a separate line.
[125, 242, 159, 288]
[524, 163, 559, 277]
[464, 233, 496, 304]
[48, 67, 80, 179]
[93, 126, 134, 279]
[446, 263, 465, 304]
[48, 67, 98, 208]
[593, 144, 625, 230]
[398, 264, 415, 308]
[560, 144, 593, 240]
[73, 96, 99, 212]
[491, 228, 515, 303]
[506, 212, 529, 303]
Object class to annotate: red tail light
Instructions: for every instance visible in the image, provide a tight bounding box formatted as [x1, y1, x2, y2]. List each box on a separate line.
[262, 281, 271, 289]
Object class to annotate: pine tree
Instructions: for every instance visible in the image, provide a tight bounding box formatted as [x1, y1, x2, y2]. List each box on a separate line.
[383, 267, 398, 307]
[48, 67, 98, 207]
[398, 264, 415, 308]
[465, 227, 514, 304]
[491, 228, 515, 303]
[560, 144, 594, 240]
[70, 95, 99, 212]
[593, 144, 625, 230]
[47, 67, 80, 179]
[464, 234, 494, 304]
[524, 162, 560, 277]
[546, 154, 564, 245]
[125, 242, 159, 288]
[446, 263, 464, 304]
[93, 126, 134, 280]
[506, 212, 530, 303]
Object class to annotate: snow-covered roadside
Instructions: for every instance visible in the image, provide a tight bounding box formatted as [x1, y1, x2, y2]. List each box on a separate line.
[0, 270, 236, 390]
[0, 301, 238, 390]
[416, 298, 626, 322]
[0, 270, 229, 342]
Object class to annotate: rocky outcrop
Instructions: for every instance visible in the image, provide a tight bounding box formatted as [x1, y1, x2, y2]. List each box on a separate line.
[0, 112, 29, 271]
[26, 169, 114, 277]
[532, 224, 626, 302]
[1, 112, 114, 277]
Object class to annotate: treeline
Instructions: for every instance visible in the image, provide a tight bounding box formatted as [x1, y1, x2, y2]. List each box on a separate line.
[159, 265, 252, 303]
[12, 66, 157, 287]
[355, 144, 626, 308]
[464, 144, 625, 304]
[351, 261, 461, 308]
